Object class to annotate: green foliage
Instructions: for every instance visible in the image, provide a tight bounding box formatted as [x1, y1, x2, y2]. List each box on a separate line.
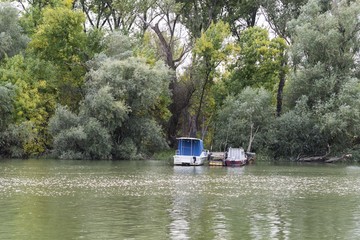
[262, 0, 308, 39]
[1, 0, 359, 161]
[271, 78, 360, 158]
[175, 0, 225, 38]
[0, 122, 35, 158]
[49, 107, 112, 159]
[268, 96, 326, 157]
[112, 138, 137, 160]
[123, 117, 168, 155]
[76, 0, 141, 32]
[132, 32, 159, 65]
[194, 21, 234, 71]
[0, 83, 14, 130]
[85, 29, 105, 59]
[315, 78, 360, 148]
[80, 86, 129, 131]
[88, 57, 169, 113]
[0, 3, 29, 61]
[226, 26, 288, 95]
[29, 7, 86, 65]
[189, 21, 234, 138]
[0, 55, 58, 155]
[272, 0, 360, 157]
[19, 0, 70, 35]
[28, 6, 88, 109]
[49, 33, 171, 160]
[213, 87, 274, 151]
[48, 105, 80, 135]
[222, 0, 261, 39]
[288, 0, 359, 71]
[151, 149, 174, 161]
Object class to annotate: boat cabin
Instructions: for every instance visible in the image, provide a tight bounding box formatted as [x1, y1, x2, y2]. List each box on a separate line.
[227, 147, 246, 161]
[175, 137, 204, 156]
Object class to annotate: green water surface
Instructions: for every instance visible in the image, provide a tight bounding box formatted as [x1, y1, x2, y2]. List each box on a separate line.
[0, 159, 359, 240]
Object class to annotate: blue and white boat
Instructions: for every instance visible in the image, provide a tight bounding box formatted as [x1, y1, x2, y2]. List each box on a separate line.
[173, 137, 209, 166]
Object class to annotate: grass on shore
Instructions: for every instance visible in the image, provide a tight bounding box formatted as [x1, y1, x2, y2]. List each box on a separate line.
[151, 149, 174, 161]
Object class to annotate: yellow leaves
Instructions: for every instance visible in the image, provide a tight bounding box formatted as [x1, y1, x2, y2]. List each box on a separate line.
[194, 20, 236, 70]
[195, 37, 214, 53]
[38, 80, 47, 89]
[28, 6, 86, 64]
[194, 21, 231, 56]
[62, 0, 74, 9]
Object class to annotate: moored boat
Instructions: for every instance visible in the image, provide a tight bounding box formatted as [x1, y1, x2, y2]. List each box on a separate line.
[173, 137, 209, 166]
[208, 152, 225, 166]
[208, 148, 255, 167]
[224, 147, 248, 167]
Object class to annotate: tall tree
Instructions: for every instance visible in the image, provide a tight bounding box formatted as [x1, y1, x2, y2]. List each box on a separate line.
[286, 0, 360, 107]
[139, 0, 194, 146]
[261, 0, 310, 116]
[225, 27, 287, 102]
[262, 0, 308, 42]
[191, 21, 233, 138]
[176, 0, 261, 40]
[27, 6, 88, 109]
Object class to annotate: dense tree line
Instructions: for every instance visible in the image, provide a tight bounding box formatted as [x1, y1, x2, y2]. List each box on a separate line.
[0, 0, 359, 160]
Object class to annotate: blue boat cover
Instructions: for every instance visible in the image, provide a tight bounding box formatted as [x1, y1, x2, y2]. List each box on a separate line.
[177, 138, 204, 156]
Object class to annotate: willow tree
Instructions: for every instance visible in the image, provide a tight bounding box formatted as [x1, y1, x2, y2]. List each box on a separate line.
[286, 0, 360, 108]
[49, 33, 171, 159]
[0, 3, 29, 61]
[213, 87, 274, 152]
[278, 0, 360, 155]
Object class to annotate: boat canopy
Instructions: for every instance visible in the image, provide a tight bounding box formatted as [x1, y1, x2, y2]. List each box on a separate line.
[227, 147, 246, 160]
[176, 138, 204, 156]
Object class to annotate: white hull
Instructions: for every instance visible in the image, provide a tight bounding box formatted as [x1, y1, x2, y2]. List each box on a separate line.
[173, 155, 207, 166]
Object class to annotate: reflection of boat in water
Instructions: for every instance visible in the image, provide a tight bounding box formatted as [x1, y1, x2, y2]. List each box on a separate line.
[173, 165, 206, 175]
[173, 138, 209, 166]
[209, 148, 256, 167]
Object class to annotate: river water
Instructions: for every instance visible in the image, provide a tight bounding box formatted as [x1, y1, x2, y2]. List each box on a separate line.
[0, 159, 360, 240]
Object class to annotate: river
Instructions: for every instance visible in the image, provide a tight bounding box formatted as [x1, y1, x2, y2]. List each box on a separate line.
[0, 159, 360, 239]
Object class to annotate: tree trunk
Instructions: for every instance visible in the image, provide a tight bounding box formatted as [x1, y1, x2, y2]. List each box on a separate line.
[194, 63, 211, 138]
[276, 59, 287, 117]
[167, 80, 195, 147]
